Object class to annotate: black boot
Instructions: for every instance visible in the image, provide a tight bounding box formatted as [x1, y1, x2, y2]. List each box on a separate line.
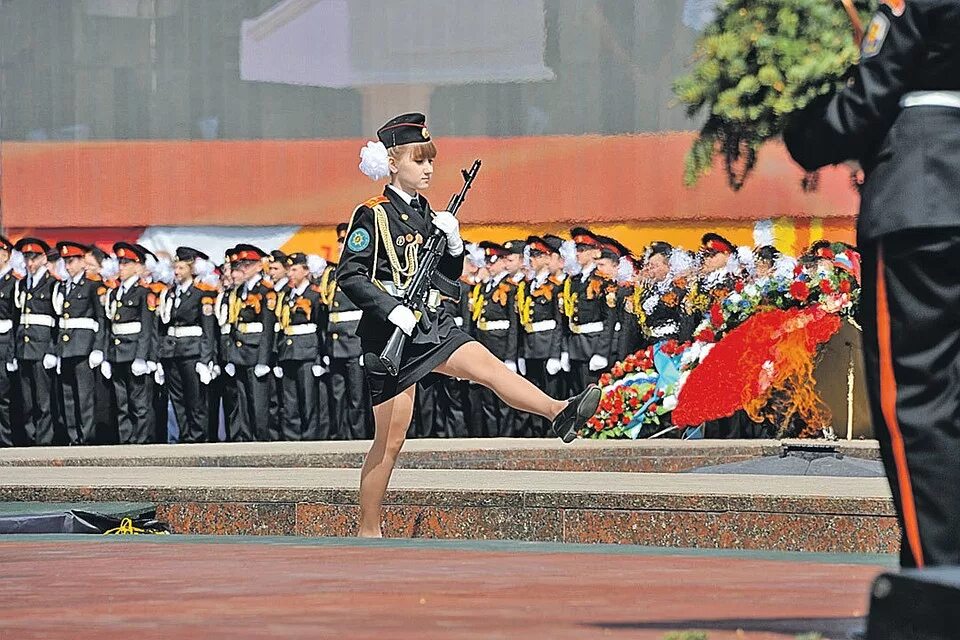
[550, 384, 601, 443]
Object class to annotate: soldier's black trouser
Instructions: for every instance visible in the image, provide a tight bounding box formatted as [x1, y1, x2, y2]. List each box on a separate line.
[94, 365, 117, 444]
[20, 359, 55, 446]
[859, 229, 960, 568]
[433, 376, 468, 438]
[411, 382, 436, 438]
[522, 359, 555, 437]
[0, 363, 20, 447]
[329, 357, 367, 440]
[230, 365, 273, 441]
[477, 385, 514, 438]
[165, 357, 208, 443]
[568, 360, 598, 397]
[279, 360, 322, 440]
[60, 356, 96, 445]
[113, 362, 154, 444]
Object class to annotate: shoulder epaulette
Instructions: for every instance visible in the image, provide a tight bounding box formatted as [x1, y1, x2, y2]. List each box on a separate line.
[87, 273, 102, 282]
[195, 282, 217, 292]
[261, 278, 275, 289]
[363, 195, 389, 208]
[147, 281, 167, 293]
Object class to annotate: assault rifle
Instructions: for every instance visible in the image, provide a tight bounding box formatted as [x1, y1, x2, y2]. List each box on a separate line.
[378, 159, 481, 376]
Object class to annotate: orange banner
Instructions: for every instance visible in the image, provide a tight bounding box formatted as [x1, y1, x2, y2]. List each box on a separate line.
[1, 133, 859, 229]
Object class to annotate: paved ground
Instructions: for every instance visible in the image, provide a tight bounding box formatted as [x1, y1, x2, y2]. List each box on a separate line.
[0, 535, 886, 639]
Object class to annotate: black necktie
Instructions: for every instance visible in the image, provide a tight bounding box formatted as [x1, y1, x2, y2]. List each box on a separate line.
[409, 196, 423, 216]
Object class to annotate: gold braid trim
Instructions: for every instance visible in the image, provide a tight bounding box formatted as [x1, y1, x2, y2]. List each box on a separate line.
[372, 203, 418, 290]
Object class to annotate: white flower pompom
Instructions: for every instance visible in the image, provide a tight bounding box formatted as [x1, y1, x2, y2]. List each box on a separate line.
[307, 254, 327, 279]
[54, 258, 69, 282]
[193, 257, 219, 288]
[359, 141, 390, 181]
[774, 255, 798, 281]
[100, 256, 119, 281]
[560, 239, 581, 276]
[616, 256, 634, 284]
[668, 248, 695, 280]
[147, 255, 175, 285]
[736, 246, 756, 277]
[465, 243, 486, 269]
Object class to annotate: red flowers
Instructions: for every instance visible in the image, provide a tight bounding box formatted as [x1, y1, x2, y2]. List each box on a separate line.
[734, 280, 745, 293]
[709, 303, 724, 327]
[789, 280, 810, 302]
[695, 328, 716, 343]
[819, 279, 834, 295]
[839, 279, 852, 294]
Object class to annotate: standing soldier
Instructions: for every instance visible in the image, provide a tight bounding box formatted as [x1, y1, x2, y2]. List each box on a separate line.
[84, 245, 117, 443]
[54, 241, 107, 445]
[267, 249, 289, 439]
[323, 223, 367, 440]
[516, 236, 565, 437]
[159, 247, 218, 444]
[562, 228, 617, 394]
[223, 244, 277, 441]
[276, 253, 327, 440]
[14, 238, 59, 446]
[784, 0, 960, 569]
[267, 250, 289, 292]
[632, 242, 688, 351]
[105, 243, 158, 444]
[210, 256, 235, 442]
[0, 236, 22, 447]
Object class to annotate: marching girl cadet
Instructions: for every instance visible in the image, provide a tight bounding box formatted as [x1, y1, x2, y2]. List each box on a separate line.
[338, 112, 601, 537]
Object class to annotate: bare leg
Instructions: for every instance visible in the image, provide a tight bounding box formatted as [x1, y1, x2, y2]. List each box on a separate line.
[434, 342, 567, 420]
[357, 384, 416, 537]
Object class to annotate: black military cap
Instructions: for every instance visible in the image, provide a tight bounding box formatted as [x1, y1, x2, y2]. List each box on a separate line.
[502, 240, 525, 255]
[231, 243, 267, 264]
[56, 241, 90, 259]
[175, 246, 209, 262]
[285, 252, 308, 267]
[526, 236, 556, 256]
[595, 236, 626, 262]
[15, 237, 50, 256]
[754, 245, 781, 263]
[570, 227, 601, 249]
[701, 233, 735, 255]
[336, 222, 349, 237]
[269, 249, 287, 264]
[0, 235, 12, 252]
[87, 245, 108, 264]
[135, 244, 157, 262]
[377, 112, 431, 149]
[113, 242, 148, 263]
[478, 240, 509, 261]
[542, 234, 564, 254]
[45, 247, 60, 262]
[644, 241, 673, 261]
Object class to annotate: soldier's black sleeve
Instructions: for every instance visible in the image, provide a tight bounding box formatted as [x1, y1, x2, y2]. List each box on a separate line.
[549, 289, 563, 358]
[506, 287, 519, 363]
[136, 290, 155, 362]
[783, 2, 926, 171]
[437, 248, 465, 283]
[311, 290, 326, 366]
[199, 290, 217, 366]
[256, 290, 275, 368]
[336, 205, 402, 324]
[93, 285, 108, 355]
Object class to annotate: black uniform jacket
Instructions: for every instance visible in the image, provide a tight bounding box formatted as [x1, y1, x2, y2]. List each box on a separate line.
[225, 275, 277, 368]
[784, 0, 960, 241]
[319, 264, 363, 360]
[158, 282, 218, 363]
[276, 282, 325, 364]
[562, 268, 617, 363]
[336, 187, 464, 350]
[105, 278, 158, 364]
[15, 270, 60, 361]
[518, 272, 563, 361]
[471, 273, 520, 362]
[56, 274, 108, 359]
[0, 268, 21, 363]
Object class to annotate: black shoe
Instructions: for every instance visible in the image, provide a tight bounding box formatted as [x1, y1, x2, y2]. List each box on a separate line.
[551, 384, 602, 443]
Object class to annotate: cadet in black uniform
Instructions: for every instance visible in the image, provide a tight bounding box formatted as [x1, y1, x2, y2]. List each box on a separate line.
[105, 242, 158, 444]
[785, 0, 960, 569]
[54, 241, 107, 445]
[159, 247, 218, 443]
[562, 228, 617, 394]
[631, 242, 688, 352]
[338, 113, 601, 537]
[223, 244, 277, 441]
[14, 238, 60, 446]
[0, 236, 22, 447]
[276, 253, 327, 440]
[323, 224, 369, 440]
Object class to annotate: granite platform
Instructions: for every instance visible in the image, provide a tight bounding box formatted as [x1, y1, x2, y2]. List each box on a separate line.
[0, 438, 881, 472]
[0, 465, 899, 554]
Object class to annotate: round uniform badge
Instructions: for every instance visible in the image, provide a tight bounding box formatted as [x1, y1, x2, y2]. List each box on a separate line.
[348, 228, 371, 252]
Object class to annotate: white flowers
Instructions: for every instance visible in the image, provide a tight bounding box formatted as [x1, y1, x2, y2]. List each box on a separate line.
[359, 141, 390, 181]
[307, 254, 327, 278]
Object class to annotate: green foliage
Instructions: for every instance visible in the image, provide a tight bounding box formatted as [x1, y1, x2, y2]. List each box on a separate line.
[663, 632, 709, 640]
[673, 0, 876, 190]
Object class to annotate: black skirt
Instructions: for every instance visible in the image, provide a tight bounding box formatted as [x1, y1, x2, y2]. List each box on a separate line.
[361, 307, 474, 406]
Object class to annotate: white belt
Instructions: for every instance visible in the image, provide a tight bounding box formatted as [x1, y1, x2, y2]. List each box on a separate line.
[900, 90, 960, 110]
[236, 322, 263, 334]
[0, 319, 12, 334]
[477, 319, 511, 332]
[61, 318, 99, 331]
[454, 317, 464, 327]
[167, 325, 203, 338]
[112, 321, 142, 336]
[524, 319, 557, 334]
[650, 321, 680, 338]
[569, 321, 603, 335]
[329, 310, 363, 323]
[284, 323, 316, 336]
[21, 313, 56, 328]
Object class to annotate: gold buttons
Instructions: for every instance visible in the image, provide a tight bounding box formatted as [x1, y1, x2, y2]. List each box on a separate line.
[114, 338, 121, 345]
[401, 214, 409, 221]
[62, 335, 70, 342]
[332, 333, 339, 340]
[115, 315, 121, 321]
[333, 302, 339, 308]
[63, 313, 70, 319]
[27, 294, 32, 300]
[236, 340, 243, 347]
[286, 339, 293, 345]
[64, 302, 70, 308]
[23, 336, 30, 343]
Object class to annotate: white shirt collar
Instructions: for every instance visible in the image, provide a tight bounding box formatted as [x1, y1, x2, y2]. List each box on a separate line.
[533, 268, 551, 287]
[290, 280, 309, 297]
[244, 273, 262, 290]
[0, 264, 10, 279]
[121, 275, 139, 290]
[388, 183, 417, 206]
[274, 277, 288, 292]
[29, 269, 47, 286]
[488, 270, 509, 288]
[71, 272, 84, 285]
[176, 279, 192, 294]
[579, 263, 596, 282]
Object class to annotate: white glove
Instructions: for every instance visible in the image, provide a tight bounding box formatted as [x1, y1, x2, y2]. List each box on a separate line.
[311, 365, 327, 378]
[431, 210, 464, 257]
[88, 350, 104, 369]
[196, 361, 212, 385]
[517, 358, 527, 376]
[224, 362, 236, 377]
[560, 351, 571, 372]
[504, 360, 518, 374]
[323, 355, 331, 366]
[273, 366, 283, 379]
[131, 358, 150, 377]
[147, 360, 158, 372]
[211, 363, 221, 379]
[254, 364, 271, 378]
[546, 358, 562, 376]
[100, 361, 112, 380]
[42, 354, 58, 370]
[387, 305, 418, 337]
[588, 354, 609, 372]
[154, 363, 165, 385]
[5, 359, 17, 373]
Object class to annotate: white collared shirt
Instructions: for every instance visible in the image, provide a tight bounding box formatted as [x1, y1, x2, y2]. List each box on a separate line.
[117, 274, 139, 299]
[243, 273, 262, 296]
[387, 183, 417, 206]
[579, 263, 596, 282]
[486, 270, 509, 292]
[289, 280, 310, 298]
[274, 277, 288, 292]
